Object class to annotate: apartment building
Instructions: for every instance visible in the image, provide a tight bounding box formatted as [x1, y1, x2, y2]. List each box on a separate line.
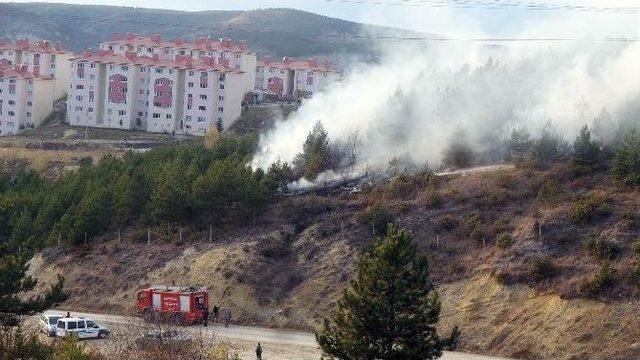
[67, 50, 244, 135]
[0, 65, 54, 136]
[98, 34, 257, 96]
[0, 39, 71, 100]
[255, 57, 340, 99]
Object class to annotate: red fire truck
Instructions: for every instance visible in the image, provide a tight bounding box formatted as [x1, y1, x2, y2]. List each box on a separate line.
[137, 285, 208, 325]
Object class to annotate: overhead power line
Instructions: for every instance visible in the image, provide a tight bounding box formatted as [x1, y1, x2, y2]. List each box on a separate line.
[320, 0, 640, 12]
[1, 6, 638, 45]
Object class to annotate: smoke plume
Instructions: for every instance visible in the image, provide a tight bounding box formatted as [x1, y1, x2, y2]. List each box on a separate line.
[251, 7, 640, 174]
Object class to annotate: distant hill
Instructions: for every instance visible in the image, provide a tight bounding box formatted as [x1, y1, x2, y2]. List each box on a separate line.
[0, 3, 422, 59]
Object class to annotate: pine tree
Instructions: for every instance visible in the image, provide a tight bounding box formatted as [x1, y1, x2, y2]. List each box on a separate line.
[0, 253, 67, 326]
[571, 125, 600, 175]
[612, 129, 640, 186]
[316, 226, 459, 360]
[296, 121, 330, 181]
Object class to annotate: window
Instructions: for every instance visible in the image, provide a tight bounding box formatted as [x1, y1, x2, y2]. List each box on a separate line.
[152, 113, 160, 118]
[121, 66, 128, 71]
[198, 106, 206, 111]
[75, 96, 83, 101]
[86, 321, 98, 328]
[109, 65, 114, 70]
[166, 114, 172, 119]
[155, 68, 163, 74]
[218, 95, 224, 101]
[8, 101, 15, 106]
[77, 62, 85, 68]
[199, 94, 207, 100]
[107, 109, 112, 115]
[197, 116, 205, 123]
[76, 85, 84, 90]
[90, 74, 95, 80]
[27, 101, 32, 107]
[185, 116, 191, 122]
[155, 79, 163, 85]
[138, 111, 144, 116]
[118, 110, 126, 116]
[90, 63, 96, 68]
[219, 84, 224, 90]
[140, 68, 145, 73]
[188, 82, 194, 88]
[218, 107, 224, 112]
[164, 49, 170, 54]
[236, 54, 241, 59]
[26, 112, 31, 117]
[74, 107, 82, 112]
[88, 107, 93, 112]
[187, 94, 193, 98]
[189, 71, 194, 76]
[169, 69, 174, 75]
[154, 90, 161, 97]
[219, 74, 225, 81]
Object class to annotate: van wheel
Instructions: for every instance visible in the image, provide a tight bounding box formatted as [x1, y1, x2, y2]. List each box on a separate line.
[98, 331, 106, 339]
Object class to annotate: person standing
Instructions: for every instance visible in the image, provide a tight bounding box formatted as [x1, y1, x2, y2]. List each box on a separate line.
[212, 305, 219, 323]
[256, 343, 263, 360]
[224, 308, 232, 328]
[203, 306, 209, 327]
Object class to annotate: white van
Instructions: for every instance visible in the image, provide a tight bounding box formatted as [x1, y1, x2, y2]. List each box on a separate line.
[55, 317, 110, 339]
[39, 313, 64, 336]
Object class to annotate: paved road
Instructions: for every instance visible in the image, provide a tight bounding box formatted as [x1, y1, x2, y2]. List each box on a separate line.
[47, 310, 512, 360]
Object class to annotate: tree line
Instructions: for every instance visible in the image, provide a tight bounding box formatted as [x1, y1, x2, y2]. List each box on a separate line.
[0, 134, 293, 255]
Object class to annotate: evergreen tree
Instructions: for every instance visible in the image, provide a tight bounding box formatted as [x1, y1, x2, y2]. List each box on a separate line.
[531, 122, 571, 164]
[296, 121, 330, 181]
[571, 125, 600, 175]
[317, 226, 459, 360]
[503, 128, 532, 163]
[612, 129, 640, 186]
[0, 253, 67, 326]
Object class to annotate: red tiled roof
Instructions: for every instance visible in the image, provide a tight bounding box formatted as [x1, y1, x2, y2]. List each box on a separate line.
[0, 39, 66, 54]
[103, 34, 251, 53]
[70, 50, 241, 73]
[0, 64, 51, 79]
[258, 57, 337, 72]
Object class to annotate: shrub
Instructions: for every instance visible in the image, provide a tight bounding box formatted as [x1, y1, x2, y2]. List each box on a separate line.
[281, 196, 332, 223]
[629, 265, 640, 287]
[496, 233, 514, 249]
[384, 174, 414, 199]
[435, 215, 458, 232]
[570, 194, 613, 225]
[420, 187, 442, 208]
[537, 180, 560, 203]
[526, 255, 556, 283]
[583, 238, 619, 261]
[357, 202, 395, 237]
[579, 265, 616, 298]
[631, 238, 640, 256]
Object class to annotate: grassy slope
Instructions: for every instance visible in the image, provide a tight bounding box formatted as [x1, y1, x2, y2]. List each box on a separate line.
[30, 165, 640, 359]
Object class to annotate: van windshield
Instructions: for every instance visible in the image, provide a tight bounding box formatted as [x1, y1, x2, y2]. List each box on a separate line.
[49, 316, 61, 325]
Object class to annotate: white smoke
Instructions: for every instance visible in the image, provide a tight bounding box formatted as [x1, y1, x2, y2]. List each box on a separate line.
[251, 6, 640, 172]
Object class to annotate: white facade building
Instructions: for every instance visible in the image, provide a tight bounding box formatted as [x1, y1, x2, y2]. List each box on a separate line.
[67, 50, 245, 135]
[255, 57, 340, 100]
[0, 66, 54, 136]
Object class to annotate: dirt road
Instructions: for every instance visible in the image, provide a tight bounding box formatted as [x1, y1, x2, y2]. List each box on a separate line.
[45, 310, 513, 360]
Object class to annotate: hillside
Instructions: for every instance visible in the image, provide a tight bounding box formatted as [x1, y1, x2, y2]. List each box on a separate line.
[29, 164, 640, 360]
[0, 3, 420, 58]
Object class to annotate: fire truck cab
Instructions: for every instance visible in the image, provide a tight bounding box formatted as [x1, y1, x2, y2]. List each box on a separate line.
[137, 285, 208, 325]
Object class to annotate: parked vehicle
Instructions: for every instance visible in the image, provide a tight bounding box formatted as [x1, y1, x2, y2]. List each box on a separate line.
[134, 329, 192, 349]
[55, 317, 110, 339]
[39, 313, 64, 336]
[137, 285, 208, 325]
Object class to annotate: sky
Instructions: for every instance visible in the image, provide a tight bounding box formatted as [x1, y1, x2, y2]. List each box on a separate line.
[6, 0, 640, 37]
